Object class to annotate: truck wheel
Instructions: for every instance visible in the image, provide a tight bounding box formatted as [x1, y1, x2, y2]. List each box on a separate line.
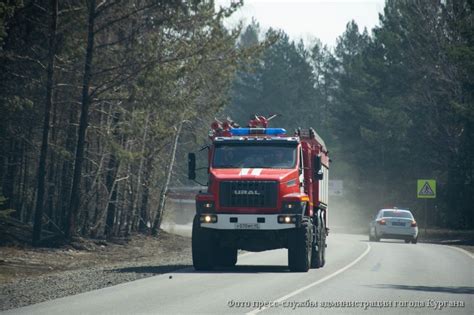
[310, 228, 320, 268]
[215, 247, 238, 267]
[311, 215, 326, 268]
[319, 217, 326, 267]
[288, 221, 312, 272]
[311, 224, 320, 268]
[192, 216, 215, 271]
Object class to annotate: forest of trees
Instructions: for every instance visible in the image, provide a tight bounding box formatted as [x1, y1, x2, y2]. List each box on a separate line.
[226, 0, 473, 229]
[0, 0, 268, 244]
[1, 0, 472, 246]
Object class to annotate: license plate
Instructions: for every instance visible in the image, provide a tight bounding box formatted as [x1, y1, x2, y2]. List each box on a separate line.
[235, 223, 260, 230]
[392, 222, 405, 226]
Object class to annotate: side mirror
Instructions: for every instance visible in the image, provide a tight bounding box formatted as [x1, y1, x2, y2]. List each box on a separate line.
[316, 169, 324, 180]
[314, 155, 323, 180]
[188, 153, 196, 180]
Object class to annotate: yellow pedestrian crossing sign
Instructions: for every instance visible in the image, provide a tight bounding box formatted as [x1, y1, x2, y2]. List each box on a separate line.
[417, 179, 436, 198]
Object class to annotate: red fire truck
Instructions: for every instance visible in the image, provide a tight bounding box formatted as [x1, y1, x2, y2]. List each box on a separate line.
[188, 115, 329, 272]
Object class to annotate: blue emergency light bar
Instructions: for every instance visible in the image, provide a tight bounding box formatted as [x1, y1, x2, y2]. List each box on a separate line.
[230, 128, 287, 136]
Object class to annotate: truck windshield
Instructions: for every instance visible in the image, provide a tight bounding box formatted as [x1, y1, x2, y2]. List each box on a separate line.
[213, 144, 297, 169]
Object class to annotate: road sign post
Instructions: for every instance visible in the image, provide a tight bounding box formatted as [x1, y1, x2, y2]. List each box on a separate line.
[417, 179, 436, 234]
[424, 199, 428, 235]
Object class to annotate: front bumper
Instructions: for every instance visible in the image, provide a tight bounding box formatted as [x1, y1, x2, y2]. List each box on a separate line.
[200, 214, 299, 230]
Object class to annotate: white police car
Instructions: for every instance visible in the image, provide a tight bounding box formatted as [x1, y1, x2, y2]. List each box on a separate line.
[369, 208, 418, 243]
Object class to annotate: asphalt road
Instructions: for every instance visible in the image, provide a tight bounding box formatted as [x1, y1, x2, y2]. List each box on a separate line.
[4, 233, 473, 315]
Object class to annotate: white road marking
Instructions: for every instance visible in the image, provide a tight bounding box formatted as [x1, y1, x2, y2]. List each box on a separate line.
[447, 245, 474, 260]
[246, 243, 371, 315]
[251, 168, 262, 176]
[240, 168, 250, 175]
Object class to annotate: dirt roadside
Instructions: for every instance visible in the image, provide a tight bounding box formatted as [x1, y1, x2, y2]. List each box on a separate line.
[0, 231, 192, 311]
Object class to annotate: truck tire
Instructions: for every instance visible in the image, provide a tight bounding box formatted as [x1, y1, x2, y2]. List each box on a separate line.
[288, 220, 312, 272]
[192, 216, 215, 271]
[311, 215, 326, 268]
[311, 221, 320, 268]
[215, 247, 238, 267]
[320, 219, 326, 267]
[310, 226, 320, 268]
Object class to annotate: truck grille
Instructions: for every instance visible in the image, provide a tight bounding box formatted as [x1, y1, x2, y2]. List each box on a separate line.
[219, 181, 278, 208]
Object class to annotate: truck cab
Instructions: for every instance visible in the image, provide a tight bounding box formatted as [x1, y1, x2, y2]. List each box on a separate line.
[188, 117, 329, 272]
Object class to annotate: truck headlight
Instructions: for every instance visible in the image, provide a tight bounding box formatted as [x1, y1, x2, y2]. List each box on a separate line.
[197, 200, 215, 213]
[281, 201, 306, 214]
[199, 214, 218, 223]
[278, 215, 298, 224]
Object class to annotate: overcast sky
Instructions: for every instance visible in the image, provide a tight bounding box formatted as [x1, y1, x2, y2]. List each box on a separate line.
[216, 0, 386, 47]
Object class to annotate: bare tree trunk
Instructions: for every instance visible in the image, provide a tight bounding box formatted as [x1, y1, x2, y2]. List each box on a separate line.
[117, 140, 130, 236]
[4, 141, 19, 215]
[66, 0, 96, 240]
[91, 170, 126, 237]
[20, 142, 30, 222]
[14, 142, 25, 217]
[124, 158, 134, 236]
[138, 156, 153, 233]
[128, 113, 149, 235]
[60, 109, 77, 230]
[105, 111, 120, 237]
[151, 121, 184, 236]
[118, 174, 128, 235]
[33, 0, 58, 246]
